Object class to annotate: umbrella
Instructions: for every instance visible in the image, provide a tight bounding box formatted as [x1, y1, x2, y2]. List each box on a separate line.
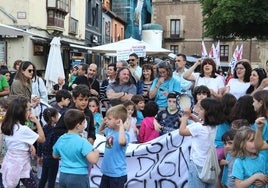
[89, 37, 171, 56]
[44, 37, 65, 93]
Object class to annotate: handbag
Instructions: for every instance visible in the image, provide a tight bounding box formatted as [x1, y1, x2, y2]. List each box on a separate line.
[195, 129, 220, 184]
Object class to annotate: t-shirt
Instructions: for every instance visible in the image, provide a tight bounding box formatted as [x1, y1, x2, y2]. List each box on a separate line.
[0, 75, 9, 92]
[53, 133, 94, 174]
[101, 128, 129, 177]
[227, 78, 250, 99]
[5, 124, 39, 151]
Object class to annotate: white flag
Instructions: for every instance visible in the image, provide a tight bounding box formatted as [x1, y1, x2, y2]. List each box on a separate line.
[215, 41, 220, 68]
[229, 45, 239, 74]
[201, 41, 208, 58]
[237, 44, 243, 61]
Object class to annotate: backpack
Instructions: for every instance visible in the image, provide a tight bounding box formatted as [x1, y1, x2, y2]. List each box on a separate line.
[196, 130, 220, 184]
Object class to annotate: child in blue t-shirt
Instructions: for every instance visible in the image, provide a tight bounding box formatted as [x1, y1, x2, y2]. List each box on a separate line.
[88, 97, 103, 134]
[232, 127, 268, 188]
[53, 109, 99, 188]
[131, 95, 145, 128]
[99, 105, 129, 188]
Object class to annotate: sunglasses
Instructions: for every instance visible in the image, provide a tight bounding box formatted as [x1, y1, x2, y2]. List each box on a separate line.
[128, 59, 135, 61]
[28, 69, 34, 73]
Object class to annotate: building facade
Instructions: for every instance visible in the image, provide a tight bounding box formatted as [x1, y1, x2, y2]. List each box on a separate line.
[0, 0, 102, 74]
[152, 0, 267, 68]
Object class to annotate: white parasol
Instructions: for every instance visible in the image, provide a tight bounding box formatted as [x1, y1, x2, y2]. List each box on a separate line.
[44, 37, 65, 93]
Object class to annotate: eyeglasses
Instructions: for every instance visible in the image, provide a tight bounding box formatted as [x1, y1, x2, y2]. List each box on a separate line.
[235, 67, 245, 71]
[28, 69, 34, 73]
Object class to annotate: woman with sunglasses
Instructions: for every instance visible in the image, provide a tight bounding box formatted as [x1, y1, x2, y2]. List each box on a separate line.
[10, 61, 36, 100]
[183, 58, 225, 99]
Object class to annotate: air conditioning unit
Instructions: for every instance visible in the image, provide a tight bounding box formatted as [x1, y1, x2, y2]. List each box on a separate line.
[92, 35, 98, 43]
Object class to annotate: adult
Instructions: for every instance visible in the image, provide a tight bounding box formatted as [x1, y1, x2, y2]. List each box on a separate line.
[52, 76, 69, 94]
[246, 67, 267, 95]
[136, 63, 154, 102]
[106, 67, 137, 105]
[149, 60, 181, 109]
[71, 63, 89, 89]
[223, 59, 252, 99]
[116, 60, 128, 71]
[32, 71, 48, 103]
[0, 70, 10, 98]
[87, 63, 100, 98]
[183, 58, 225, 99]
[100, 63, 117, 116]
[173, 53, 193, 95]
[10, 61, 36, 100]
[127, 53, 142, 82]
[10, 59, 22, 85]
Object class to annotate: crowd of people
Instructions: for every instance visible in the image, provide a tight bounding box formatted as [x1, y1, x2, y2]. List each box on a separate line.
[0, 54, 268, 188]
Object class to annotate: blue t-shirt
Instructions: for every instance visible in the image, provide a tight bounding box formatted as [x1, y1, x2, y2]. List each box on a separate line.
[252, 119, 268, 164]
[136, 110, 144, 126]
[93, 112, 103, 134]
[214, 122, 231, 148]
[101, 128, 130, 177]
[232, 154, 267, 188]
[150, 77, 181, 108]
[53, 133, 94, 174]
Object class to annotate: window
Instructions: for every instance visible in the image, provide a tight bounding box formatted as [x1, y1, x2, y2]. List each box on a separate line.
[220, 45, 229, 62]
[170, 19, 180, 38]
[170, 45, 179, 54]
[47, 0, 69, 28]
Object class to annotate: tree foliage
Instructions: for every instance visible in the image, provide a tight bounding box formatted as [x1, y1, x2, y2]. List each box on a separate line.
[199, 0, 268, 39]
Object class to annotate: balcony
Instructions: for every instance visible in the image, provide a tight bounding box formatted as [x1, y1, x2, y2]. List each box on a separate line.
[69, 17, 78, 35]
[163, 30, 185, 42]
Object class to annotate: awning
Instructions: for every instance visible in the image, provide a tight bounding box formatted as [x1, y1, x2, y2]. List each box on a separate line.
[69, 43, 91, 50]
[0, 23, 35, 36]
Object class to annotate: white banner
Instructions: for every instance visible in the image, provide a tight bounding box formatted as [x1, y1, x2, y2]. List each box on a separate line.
[90, 130, 191, 188]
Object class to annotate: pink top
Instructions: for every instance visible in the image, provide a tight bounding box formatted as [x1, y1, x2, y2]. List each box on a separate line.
[138, 117, 159, 143]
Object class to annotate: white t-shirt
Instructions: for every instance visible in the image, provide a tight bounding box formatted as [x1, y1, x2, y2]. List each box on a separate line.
[187, 122, 216, 166]
[227, 78, 250, 99]
[193, 73, 225, 94]
[5, 124, 39, 151]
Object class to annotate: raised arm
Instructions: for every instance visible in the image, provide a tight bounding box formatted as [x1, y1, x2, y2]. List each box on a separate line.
[183, 59, 201, 81]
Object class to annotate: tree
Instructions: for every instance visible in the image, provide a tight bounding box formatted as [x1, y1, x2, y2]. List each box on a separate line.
[200, 0, 268, 39]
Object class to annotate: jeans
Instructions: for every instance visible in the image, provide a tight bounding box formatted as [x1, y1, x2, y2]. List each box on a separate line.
[59, 172, 89, 188]
[188, 160, 216, 188]
[99, 174, 127, 188]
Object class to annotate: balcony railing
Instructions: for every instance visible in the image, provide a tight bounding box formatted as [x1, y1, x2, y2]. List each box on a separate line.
[163, 30, 184, 41]
[69, 17, 78, 35]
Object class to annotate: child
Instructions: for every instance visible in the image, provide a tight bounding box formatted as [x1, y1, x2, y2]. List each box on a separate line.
[179, 98, 225, 187]
[99, 105, 129, 188]
[220, 129, 236, 188]
[232, 127, 268, 188]
[38, 108, 59, 188]
[138, 101, 159, 143]
[192, 85, 211, 116]
[52, 84, 95, 145]
[53, 109, 99, 188]
[0, 96, 45, 188]
[231, 119, 250, 130]
[131, 95, 145, 127]
[123, 100, 138, 143]
[155, 93, 181, 135]
[50, 89, 72, 114]
[88, 97, 103, 134]
[0, 99, 8, 187]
